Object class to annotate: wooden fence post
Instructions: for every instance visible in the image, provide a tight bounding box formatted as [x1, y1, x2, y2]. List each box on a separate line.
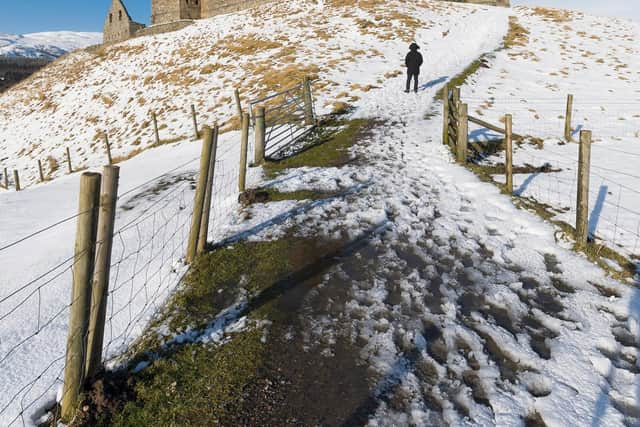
[456, 103, 468, 163]
[303, 77, 314, 126]
[442, 84, 449, 146]
[151, 111, 160, 146]
[85, 166, 119, 381]
[61, 172, 101, 422]
[238, 113, 250, 193]
[197, 126, 219, 255]
[576, 130, 592, 250]
[191, 104, 199, 140]
[564, 94, 574, 142]
[66, 147, 73, 174]
[38, 160, 45, 183]
[13, 170, 20, 191]
[234, 88, 243, 120]
[505, 114, 513, 194]
[186, 127, 215, 264]
[3, 167, 8, 189]
[254, 106, 266, 164]
[104, 134, 112, 165]
[452, 87, 460, 110]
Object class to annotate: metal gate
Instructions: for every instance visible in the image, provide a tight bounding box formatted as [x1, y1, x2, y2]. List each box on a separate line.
[249, 80, 316, 160]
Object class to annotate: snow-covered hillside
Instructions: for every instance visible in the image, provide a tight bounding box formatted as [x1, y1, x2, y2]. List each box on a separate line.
[0, 0, 479, 188]
[460, 6, 640, 261]
[0, 32, 102, 59]
[0, 1, 511, 424]
[1, 1, 640, 426]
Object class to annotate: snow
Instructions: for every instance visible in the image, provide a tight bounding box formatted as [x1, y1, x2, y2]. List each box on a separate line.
[1, 0, 640, 426]
[460, 6, 640, 260]
[0, 32, 102, 59]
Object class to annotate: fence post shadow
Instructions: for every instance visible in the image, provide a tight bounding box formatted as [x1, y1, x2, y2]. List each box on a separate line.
[514, 172, 540, 197]
[588, 185, 608, 239]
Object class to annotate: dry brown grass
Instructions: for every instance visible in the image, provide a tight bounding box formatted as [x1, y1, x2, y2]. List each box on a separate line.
[326, 101, 352, 115]
[219, 35, 283, 57]
[531, 7, 574, 23]
[46, 156, 60, 177]
[504, 16, 529, 49]
[384, 70, 403, 79]
[350, 83, 378, 92]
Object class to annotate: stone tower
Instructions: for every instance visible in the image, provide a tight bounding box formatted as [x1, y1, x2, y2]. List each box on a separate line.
[151, 0, 202, 25]
[103, 0, 145, 43]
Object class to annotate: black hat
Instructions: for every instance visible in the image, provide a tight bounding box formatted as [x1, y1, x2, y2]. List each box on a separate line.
[409, 43, 420, 51]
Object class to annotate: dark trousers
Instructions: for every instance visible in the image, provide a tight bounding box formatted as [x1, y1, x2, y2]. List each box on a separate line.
[406, 72, 419, 92]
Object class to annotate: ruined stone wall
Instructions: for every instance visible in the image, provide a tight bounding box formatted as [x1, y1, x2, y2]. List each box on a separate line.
[135, 20, 194, 38]
[104, 0, 146, 43]
[181, 0, 201, 20]
[151, 0, 181, 24]
[201, 0, 273, 19]
[152, 0, 202, 24]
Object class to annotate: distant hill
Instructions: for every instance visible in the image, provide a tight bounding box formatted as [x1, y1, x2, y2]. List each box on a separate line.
[0, 31, 102, 92]
[0, 31, 102, 59]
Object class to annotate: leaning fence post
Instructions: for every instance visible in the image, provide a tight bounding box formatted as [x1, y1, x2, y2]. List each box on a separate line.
[186, 128, 215, 264]
[442, 84, 450, 146]
[191, 104, 199, 140]
[234, 88, 243, 121]
[85, 166, 119, 381]
[13, 170, 20, 191]
[564, 94, 574, 142]
[66, 147, 73, 174]
[303, 77, 314, 126]
[61, 172, 101, 422]
[576, 130, 592, 250]
[505, 114, 514, 194]
[456, 103, 468, 163]
[38, 160, 45, 183]
[238, 113, 250, 193]
[151, 111, 160, 145]
[197, 126, 218, 255]
[3, 167, 8, 189]
[104, 134, 112, 165]
[254, 106, 266, 164]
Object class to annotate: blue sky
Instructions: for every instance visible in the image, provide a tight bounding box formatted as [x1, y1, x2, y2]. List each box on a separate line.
[0, 1, 150, 34]
[0, 0, 638, 34]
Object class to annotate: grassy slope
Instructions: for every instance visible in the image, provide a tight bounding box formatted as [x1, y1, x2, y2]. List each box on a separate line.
[74, 118, 372, 426]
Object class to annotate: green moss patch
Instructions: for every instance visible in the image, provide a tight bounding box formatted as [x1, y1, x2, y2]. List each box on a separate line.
[263, 118, 372, 178]
[113, 329, 265, 426]
[77, 235, 348, 426]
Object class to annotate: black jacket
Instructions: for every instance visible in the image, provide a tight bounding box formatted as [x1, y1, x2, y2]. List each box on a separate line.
[405, 51, 423, 75]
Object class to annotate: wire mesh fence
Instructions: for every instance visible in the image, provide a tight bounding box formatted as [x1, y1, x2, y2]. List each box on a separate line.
[0, 79, 316, 426]
[451, 89, 640, 263]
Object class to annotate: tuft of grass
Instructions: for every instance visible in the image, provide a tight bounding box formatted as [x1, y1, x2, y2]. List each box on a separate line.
[261, 188, 331, 202]
[531, 7, 574, 23]
[504, 16, 530, 49]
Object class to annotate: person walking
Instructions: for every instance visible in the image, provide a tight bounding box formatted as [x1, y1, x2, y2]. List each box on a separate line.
[405, 42, 423, 93]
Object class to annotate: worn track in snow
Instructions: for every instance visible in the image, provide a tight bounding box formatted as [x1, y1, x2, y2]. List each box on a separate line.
[251, 86, 640, 426]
